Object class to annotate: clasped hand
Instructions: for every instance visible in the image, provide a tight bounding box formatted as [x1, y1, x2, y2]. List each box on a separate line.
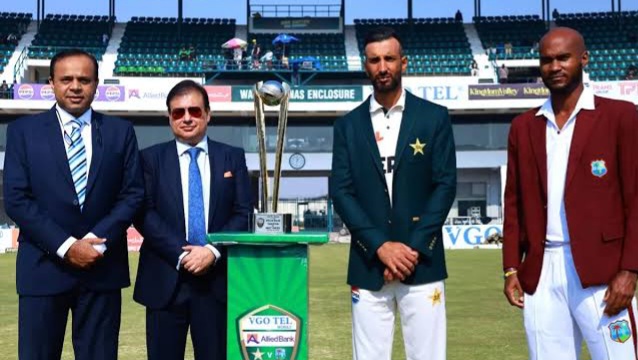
[181, 245, 216, 276]
[377, 241, 419, 282]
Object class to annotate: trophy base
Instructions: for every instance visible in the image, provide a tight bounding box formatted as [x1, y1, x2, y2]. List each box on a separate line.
[251, 213, 292, 234]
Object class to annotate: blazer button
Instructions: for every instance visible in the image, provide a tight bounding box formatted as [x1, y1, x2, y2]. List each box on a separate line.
[388, 220, 392, 224]
[73, 200, 79, 205]
[384, 189, 388, 193]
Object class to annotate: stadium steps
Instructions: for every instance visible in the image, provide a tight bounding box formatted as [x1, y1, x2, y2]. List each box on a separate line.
[464, 23, 495, 80]
[464, 23, 485, 56]
[101, 22, 126, 79]
[1, 20, 37, 83]
[344, 25, 362, 71]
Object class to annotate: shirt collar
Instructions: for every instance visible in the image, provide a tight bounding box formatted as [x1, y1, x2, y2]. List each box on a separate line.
[55, 103, 92, 127]
[535, 86, 596, 120]
[176, 137, 209, 156]
[369, 88, 406, 114]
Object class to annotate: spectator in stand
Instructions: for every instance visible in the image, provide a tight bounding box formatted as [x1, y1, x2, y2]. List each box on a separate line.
[179, 46, 189, 61]
[552, 8, 560, 19]
[274, 44, 283, 68]
[261, 50, 274, 70]
[188, 44, 196, 61]
[0, 80, 8, 99]
[531, 41, 539, 54]
[626, 65, 637, 80]
[7, 33, 18, 45]
[291, 60, 300, 85]
[102, 33, 109, 47]
[504, 41, 513, 57]
[498, 64, 509, 84]
[455, 10, 463, 22]
[496, 43, 505, 59]
[485, 43, 497, 60]
[9, 80, 16, 99]
[251, 39, 261, 70]
[233, 47, 243, 70]
[470, 59, 479, 76]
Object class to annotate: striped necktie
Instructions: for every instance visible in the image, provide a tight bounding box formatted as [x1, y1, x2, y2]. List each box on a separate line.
[187, 147, 206, 245]
[66, 119, 87, 209]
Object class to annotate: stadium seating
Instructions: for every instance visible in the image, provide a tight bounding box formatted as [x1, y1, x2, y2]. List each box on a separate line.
[114, 17, 235, 76]
[556, 11, 638, 81]
[473, 15, 545, 60]
[247, 33, 348, 71]
[0, 12, 31, 75]
[29, 14, 112, 61]
[354, 18, 473, 76]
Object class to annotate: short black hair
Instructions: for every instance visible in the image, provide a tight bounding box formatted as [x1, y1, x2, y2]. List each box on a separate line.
[166, 80, 210, 112]
[363, 27, 404, 56]
[49, 49, 99, 80]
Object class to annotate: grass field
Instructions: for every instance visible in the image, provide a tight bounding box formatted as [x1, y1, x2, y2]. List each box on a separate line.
[0, 245, 594, 359]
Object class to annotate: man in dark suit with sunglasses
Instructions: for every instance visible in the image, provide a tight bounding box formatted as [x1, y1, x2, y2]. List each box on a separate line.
[133, 80, 252, 360]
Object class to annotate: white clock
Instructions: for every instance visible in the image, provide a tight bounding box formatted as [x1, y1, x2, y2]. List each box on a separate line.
[289, 152, 306, 170]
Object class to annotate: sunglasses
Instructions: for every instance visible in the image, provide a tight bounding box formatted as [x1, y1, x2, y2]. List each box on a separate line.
[170, 107, 204, 119]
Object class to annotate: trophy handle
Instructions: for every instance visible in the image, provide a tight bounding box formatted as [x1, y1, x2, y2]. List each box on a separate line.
[253, 82, 269, 213]
[271, 82, 291, 213]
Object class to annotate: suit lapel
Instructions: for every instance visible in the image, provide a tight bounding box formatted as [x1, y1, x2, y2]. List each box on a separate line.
[357, 97, 384, 180]
[166, 141, 185, 228]
[393, 92, 416, 171]
[85, 111, 103, 196]
[529, 115, 548, 201]
[44, 108, 74, 187]
[565, 105, 600, 189]
[207, 139, 221, 229]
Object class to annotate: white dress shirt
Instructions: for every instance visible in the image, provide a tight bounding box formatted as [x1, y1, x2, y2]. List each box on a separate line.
[55, 105, 106, 257]
[536, 87, 596, 243]
[175, 138, 221, 269]
[369, 89, 406, 207]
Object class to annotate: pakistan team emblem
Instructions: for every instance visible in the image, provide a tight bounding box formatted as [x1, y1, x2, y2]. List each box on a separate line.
[591, 159, 607, 178]
[239, 304, 301, 360]
[609, 320, 632, 343]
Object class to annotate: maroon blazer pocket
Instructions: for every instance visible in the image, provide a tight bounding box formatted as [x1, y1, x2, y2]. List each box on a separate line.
[603, 222, 624, 242]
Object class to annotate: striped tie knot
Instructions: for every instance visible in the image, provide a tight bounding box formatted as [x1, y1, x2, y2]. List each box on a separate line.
[66, 119, 83, 145]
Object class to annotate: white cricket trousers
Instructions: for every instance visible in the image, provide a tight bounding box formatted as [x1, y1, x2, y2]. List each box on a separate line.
[524, 243, 638, 360]
[351, 280, 446, 360]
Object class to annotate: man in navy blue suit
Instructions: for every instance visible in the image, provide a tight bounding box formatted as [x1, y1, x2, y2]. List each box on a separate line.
[133, 80, 252, 360]
[3, 49, 144, 360]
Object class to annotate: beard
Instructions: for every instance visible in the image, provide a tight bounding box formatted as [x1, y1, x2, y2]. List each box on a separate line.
[543, 64, 583, 94]
[371, 72, 401, 93]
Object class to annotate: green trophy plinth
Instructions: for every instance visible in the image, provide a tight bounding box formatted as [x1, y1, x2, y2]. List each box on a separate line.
[208, 232, 329, 360]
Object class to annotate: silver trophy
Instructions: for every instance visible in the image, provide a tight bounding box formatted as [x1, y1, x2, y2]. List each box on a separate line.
[252, 80, 293, 233]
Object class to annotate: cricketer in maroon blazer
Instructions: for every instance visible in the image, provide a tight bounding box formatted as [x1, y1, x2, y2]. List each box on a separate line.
[503, 95, 638, 294]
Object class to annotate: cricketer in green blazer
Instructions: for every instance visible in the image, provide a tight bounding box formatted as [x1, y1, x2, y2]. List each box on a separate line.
[330, 90, 457, 291]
